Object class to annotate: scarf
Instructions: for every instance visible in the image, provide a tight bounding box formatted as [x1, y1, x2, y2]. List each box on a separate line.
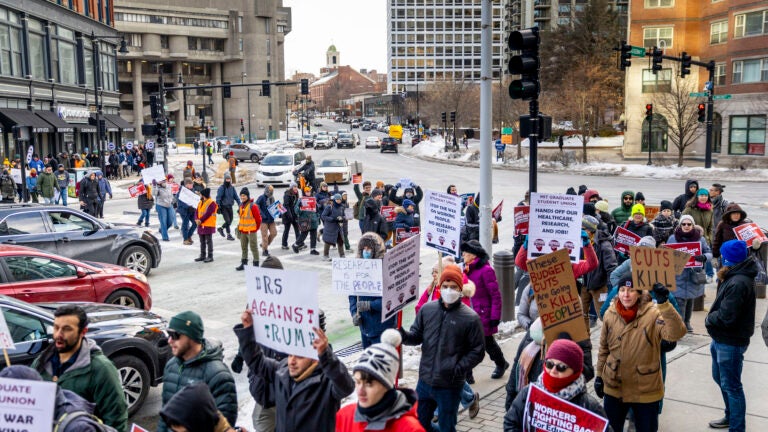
[615, 299, 638, 323]
[696, 202, 712, 211]
[292, 361, 318, 384]
[516, 340, 542, 392]
[357, 388, 397, 419]
[534, 374, 585, 402]
[674, 225, 701, 242]
[543, 369, 581, 393]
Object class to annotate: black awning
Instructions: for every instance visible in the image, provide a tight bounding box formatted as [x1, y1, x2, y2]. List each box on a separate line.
[35, 111, 75, 133]
[90, 114, 119, 132]
[73, 124, 97, 133]
[0, 108, 52, 133]
[103, 114, 135, 132]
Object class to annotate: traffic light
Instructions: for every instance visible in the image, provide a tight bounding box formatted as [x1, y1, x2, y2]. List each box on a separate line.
[156, 119, 167, 136]
[651, 47, 663, 74]
[697, 103, 706, 122]
[223, 82, 232, 98]
[620, 41, 632, 71]
[240, 118, 245, 132]
[441, 112, 446, 123]
[507, 27, 540, 100]
[645, 104, 653, 119]
[300, 78, 309, 95]
[262, 80, 270, 97]
[681, 52, 692, 78]
[149, 95, 160, 119]
[450, 111, 456, 123]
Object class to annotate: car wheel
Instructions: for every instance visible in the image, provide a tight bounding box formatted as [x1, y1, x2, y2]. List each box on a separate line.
[250, 155, 259, 163]
[112, 354, 150, 417]
[105, 289, 142, 309]
[120, 245, 152, 276]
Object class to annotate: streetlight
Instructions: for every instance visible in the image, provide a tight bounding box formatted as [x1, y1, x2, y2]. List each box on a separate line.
[241, 72, 253, 142]
[90, 32, 128, 173]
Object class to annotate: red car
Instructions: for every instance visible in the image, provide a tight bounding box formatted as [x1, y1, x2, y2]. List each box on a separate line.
[0, 245, 151, 310]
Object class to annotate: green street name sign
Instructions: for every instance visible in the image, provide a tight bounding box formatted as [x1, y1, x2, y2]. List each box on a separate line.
[502, 127, 513, 135]
[713, 94, 732, 100]
[630, 46, 646, 57]
[689, 92, 708, 97]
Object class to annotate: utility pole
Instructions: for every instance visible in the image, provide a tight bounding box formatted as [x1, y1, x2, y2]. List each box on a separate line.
[478, 0, 493, 252]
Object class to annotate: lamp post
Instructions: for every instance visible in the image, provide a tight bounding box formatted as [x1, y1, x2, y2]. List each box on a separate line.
[90, 32, 128, 173]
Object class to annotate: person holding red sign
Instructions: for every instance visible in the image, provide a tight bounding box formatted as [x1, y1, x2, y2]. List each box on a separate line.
[712, 203, 753, 261]
[667, 214, 712, 333]
[292, 186, 320, 256]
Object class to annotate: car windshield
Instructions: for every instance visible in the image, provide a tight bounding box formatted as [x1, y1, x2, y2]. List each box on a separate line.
[320, 159, 346, 167]
[303, 135, 313, 139]
[338, 133, 352, 139]
[262, 155, 293, 166]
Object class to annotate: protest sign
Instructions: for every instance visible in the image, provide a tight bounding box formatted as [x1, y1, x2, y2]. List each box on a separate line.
[141, 164, 165, 185]
[352, 174, 362, 185]
[663, 242, 703, 268]
[169, 181, 180, 194]
[528, 193, 583, 262]
[492, 200, 504, 222]
[733, 222, 768, 248]
[423, 190, 462, 257]
[131, 425, 151, 432]
[398, 178, 412, 189]
[344, 207, 354, 220]
[0, 309, 14, 349]
[523, 384, 609, 432]
[528, 249, 588, 344]
[10, 168, 21, 184]
[613, 226, 641, 255]
[268, 200, 287, 220]
[514, 206, 530, 236]
[631, 245, 692, 291]
[395, 227, 420, 243]
[178, 186, 201, 207]
[0, 377, 57, 432]
[645, 205, 660, 221]
[128, 183, 146, 198]
[331, 258, 383, 296]
[380, 205, 396, 222]
[246, 267, 320, 359]
[300, 196, 316, 212]
[382, 234, 421, 321]
[460, 193, 475, 208]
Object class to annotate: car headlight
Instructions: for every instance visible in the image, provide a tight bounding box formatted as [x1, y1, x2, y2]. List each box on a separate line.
[125, 272, 148, 283]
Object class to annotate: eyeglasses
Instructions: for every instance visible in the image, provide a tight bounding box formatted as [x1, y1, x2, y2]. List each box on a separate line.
[167, 330, 181, 340]
[623, 197, 633, 201]
[680, 223, 693, 226]
[544, 360, 570, 373]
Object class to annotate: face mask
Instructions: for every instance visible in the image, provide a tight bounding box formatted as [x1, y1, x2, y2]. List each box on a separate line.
[362, 250, 373, 259]
[441, 288, 461, 305]
[405, 193, 414, 198]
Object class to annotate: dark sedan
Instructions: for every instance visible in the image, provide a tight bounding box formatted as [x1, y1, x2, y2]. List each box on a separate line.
[0, 295, 171, 415]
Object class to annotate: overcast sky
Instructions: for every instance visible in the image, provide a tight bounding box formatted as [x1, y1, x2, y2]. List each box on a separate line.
[282, 0, 387, 76]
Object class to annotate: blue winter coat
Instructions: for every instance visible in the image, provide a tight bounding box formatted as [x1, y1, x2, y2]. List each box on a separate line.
[256, 192, 275, 224]
[216, 183, 240, 207]
[667, 232, 712, 299]
[321, 202, 346, 244]
[393, 207, 415, 230]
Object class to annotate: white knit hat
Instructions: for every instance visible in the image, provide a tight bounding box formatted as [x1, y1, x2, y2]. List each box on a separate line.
[679, 215, 695, 226]
[353, 329, 401, 389]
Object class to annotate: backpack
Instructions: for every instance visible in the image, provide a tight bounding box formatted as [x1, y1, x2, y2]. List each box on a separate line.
[54, 411, 118, 432]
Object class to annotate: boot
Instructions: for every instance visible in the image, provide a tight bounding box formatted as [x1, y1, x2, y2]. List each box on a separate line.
[252, 260, 259, 267]
[491, 361, 509, 379]
[203, 256, 214, 263]
[194, 256, 205, 262]
[217, 227, 225, 237]
[235, 259, 247, 271]
[227, 234, 235, 241]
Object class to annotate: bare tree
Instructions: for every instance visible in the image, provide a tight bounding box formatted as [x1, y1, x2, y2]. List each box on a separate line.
[652, 73, 705, 166]
[421, 80, 480, 129]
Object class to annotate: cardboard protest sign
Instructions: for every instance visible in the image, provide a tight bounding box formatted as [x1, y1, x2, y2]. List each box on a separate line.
[128, 183, 146, 198]
[523, 384, 609, 432]
[141, 164, 166, 185]
[268, 200, 287, 220]
[528, 193, 583, 262]
[528, 249, 588, 344]
[423, 190, 463, 257]
[246, 267, 320, 359]
[631, 245, 692, 291]
[332, 258, 383, 296]
[613, 226, 641, 255]
[0, 310, 14, 349]
[380, 205, 396, 222]
[300, 196, 316, 211]
[663, 242, 703, 268]
[645, 205, 660, 221]
[382, 234, 421, 321]
[395, 227, 420, 243]
[514, 206, 530, 236]
[178, 186, 201, 208]
[352, 174, 362, 185]
[733, 222, 768, 248]
[0, 377, 57, 432]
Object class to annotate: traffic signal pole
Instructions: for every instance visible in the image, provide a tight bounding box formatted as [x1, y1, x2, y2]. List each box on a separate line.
[704, 61, 715, 168]
[478, 0, 493, 253]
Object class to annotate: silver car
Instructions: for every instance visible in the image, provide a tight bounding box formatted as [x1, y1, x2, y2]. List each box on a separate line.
[222, 143, 266, 163]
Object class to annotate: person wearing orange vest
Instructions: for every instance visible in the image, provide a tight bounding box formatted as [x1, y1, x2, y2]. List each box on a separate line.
[195, 187, 218, 263]
[236, 187, 262, 271]
[228, 152, 238, 184]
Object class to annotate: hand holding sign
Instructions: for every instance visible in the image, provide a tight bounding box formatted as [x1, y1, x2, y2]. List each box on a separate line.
[312, 327, 329, 356]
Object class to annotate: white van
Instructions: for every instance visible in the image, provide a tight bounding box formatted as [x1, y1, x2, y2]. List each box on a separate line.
[255, 149, 307, 186]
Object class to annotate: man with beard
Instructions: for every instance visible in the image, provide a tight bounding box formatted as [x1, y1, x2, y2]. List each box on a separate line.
[32, 305, 127, 431]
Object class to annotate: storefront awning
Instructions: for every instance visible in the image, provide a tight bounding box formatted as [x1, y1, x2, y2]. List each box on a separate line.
[0, 108, 52, 133]
[73, 124, 97, 133]
[35, 111, 75, 133]
[90, 114, 119, 132]
[103, 114, 135, 132]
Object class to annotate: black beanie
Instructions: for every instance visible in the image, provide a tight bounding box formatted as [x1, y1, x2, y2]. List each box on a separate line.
[635, 191, 645, 201]
[566, 187, 577, 195]
[578, 185, 588, 195]
[240, 187, 250, 198]
[261, 256, 284, 269]
[660, 200, 673, 211]
[583, 202, 596, 217]
[201, 188, 211, 198]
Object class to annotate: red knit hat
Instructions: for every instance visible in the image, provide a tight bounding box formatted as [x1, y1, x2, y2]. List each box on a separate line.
[546, 339, 583, 375]
[439, 264, 464, 289]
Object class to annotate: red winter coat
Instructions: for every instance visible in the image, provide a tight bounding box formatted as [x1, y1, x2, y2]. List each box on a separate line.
[335, 394, 424, 432]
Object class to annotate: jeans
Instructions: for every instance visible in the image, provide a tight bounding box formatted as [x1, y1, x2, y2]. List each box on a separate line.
[416, 380, 462, 432]
[57, 187, 67, 206]
[180, 210, 197, 241]
[603, 394, 660, 432]
[360, 333, 380, 349]
[137, 208, 150, 226]
[705, 259, 714, 277]
[155, 205, 174, 240]
[711, 340, 747, 432]
[675, 296, 694, 328]
[460, 381, 475, 409]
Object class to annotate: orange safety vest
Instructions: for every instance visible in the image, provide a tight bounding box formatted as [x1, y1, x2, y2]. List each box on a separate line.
[197, 198, 217, 228]
[238, 202, 259, 233]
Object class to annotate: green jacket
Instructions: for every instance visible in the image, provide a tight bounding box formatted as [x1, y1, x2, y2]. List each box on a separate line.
[610, 190, 634, 226]
[32, 338, 127, 432]
[682, 204, 714, 245]
[37, 171, 56, 198]
[158, 339, 237, 432]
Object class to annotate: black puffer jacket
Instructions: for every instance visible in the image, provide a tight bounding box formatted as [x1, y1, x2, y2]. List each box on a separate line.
[362, 198, 388, 240]
[401, 299, 485, 389]
[706, 258, 758, 347]
[622, 219, 654, 239]
[584, 228, 618, 290]
[672, 179, 698, 217]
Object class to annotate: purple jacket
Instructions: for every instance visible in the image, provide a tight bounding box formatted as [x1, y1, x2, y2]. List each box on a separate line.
[465, 258, 502, 336]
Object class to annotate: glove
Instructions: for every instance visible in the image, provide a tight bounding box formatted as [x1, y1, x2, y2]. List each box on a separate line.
[410, 182, 416, 188]
[357, 301, 371, 312]
[694, 254, 707, 263]
[594, 377, 604, 398]
[230, 353, 244, 374]
[652, 282, 669, 304]
[753, 239, 763, 250]
[490, 319, 500, 328]
[352, 314, 361, 326]
[337, 216, 344, 222]
[581, 230, 591, 247]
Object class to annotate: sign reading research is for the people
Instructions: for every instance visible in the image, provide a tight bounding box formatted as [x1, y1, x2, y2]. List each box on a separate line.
[246, 267, 320, 359]
[528, 192, 583, 262]
[331, 258, 383, 296]
[423, 190, 462, 257]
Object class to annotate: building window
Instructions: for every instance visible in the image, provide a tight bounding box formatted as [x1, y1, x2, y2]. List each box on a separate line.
[266, 61, 271, 77]
[239, 38, 243, 52]
[188, 37, 197, 50]
[160, 35, 169, 49]
[645, 0, 673, 7]
[734, 10, 768, 38]
[732, 58, 768, 84]
[641, 115, 669, 152]
[55, 27, 77, 85]
[266, 39, 270, 56]
[710, 21, 727, 44]
[126, 34, 141, 47]
[238, 16, 243, 33]
[729, 115, 766, 155]
[264, 18, 271, 34]
[715, 62, 726, 86]
[642, 68, 672, 92]
[643, 27, 673, 49]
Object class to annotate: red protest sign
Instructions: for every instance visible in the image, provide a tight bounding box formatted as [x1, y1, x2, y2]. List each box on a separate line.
[613, 226, 641, 254]
[300, 196, 316, 212]
[492, 200, 504, 222]
[524, 385, 609, 432]
[733, 223, 768, 248]
[352, 174, 363, 185]
[128, 183, 146, 198]
[664, 242, 703, 268]
[169, 182, 180, 194]
[395, 227, 420, 243]
[381, 205, 396, 222]
[514, 206, 530, 236]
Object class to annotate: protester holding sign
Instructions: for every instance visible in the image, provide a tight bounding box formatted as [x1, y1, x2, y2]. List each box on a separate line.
[393, 199, 417, 232]
[292, 186, 320, 256]
[712, 203, 752, 261]
[135, 179, 153, 227]
[362, 189, 388, 241]
[321, 194, 348, 261]
[667, 214, 712, 333]
[515, 233, 598, 278]
[596, 276, 686, 432]
[176, 179, 198, 246]
[256, 185, 278, 257]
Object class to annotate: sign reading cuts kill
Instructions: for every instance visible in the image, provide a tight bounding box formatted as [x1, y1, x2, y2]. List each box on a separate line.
[382, 234, 421, 321]
[245, 267, 320, 359]
[332, 258, 383, 296]
[528, 193, 583, 262]
[423, 190, 462, 257]
[630, 245, 691, 292]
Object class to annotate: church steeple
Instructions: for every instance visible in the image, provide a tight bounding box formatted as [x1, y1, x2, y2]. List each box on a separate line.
[326, 44, 339, 70]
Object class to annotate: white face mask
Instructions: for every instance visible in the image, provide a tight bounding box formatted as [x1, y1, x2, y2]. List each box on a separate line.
[441, 288, 462, 305]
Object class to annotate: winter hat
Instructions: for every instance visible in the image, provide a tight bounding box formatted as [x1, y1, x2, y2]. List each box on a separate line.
[223, 172, 231, 181]
[638, 236, 657, 248]
[616, 274, 636, 291]
[461, 239, 488, 259]
[332, 193, 342, 201]
[261, 256, 284, 269]
[168, 311, 204, 343]
[581, 215, 599, 233]
[320, 182, 328, 188]
[631, 203, 645, 216]
[635, 191, 645, 201]
[289, 181, 298, 188]
[546, 339, 584, 375]
[679, 215, 695, 226]
[720, 240, 748, 267]
[660, 200, 673, 211]
[577, 185, 588, 195]
[166, 174, 174, 181]
[594, 200, 610, 213]
[0, 365, 43, 381]
[402, 199, 415, 209]
[566, 187, 577, 195]
[240, 187, 250, 198]
[583, 203, 596, 217]
[370, 189, 383, 199]
[696, 188, 709, 196]
[353, 329, 402, 389]
[160, 382, 219, 432]
[200, 188, 211, 198]
[438, 264, 464, 289]
[376, 180, 385, 189]
[187, 160, 193, 166]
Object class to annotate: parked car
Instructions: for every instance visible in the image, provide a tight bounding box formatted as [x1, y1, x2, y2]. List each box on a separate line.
[256, 149, 307, 186]
[361, 123, 372, 131]
[365, 136, 381, 149]
[0, 205, 162, 276]
[221, 143, 266, 163]
[313, 120, 322, 127]
[302, 133, 315, 148]
[316, 158, 352, 184]
[380, 137, 399, 153]
[336, 132, 355, 149]
[0, 294, 171, 416]
[314, 136, 333, 149]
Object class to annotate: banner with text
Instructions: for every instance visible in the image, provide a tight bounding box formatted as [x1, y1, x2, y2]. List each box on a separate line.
[663, 242, 703, 268]
[141, 164, 166, 185]
[128, 183, 146, 198]
[523, 384, 609, 432]
[423, 190, 462, 257]
[733, 223, 768, 248]
[514, 206, 530, 236]
[300, 196, 316, 212]
[268, 200, 287, 220]
[178, 186, 201, 207]
[246, 267, 320, 359]
[382, 234, 421, 321]
[0, 377, 56, 432]
[645, 205, 660, 222]
[332, 258, 383, 296]
[380, 205, 396, 222]
[528, 193, 583, 262]
[613, 226, 641, 255]
[631, 245, 691, 291]
[396, 227, 420, 243]
[492, 200, 504, 222]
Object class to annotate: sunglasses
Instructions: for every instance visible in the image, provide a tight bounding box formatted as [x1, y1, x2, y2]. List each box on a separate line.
[680, 223, 693, 226]
[167, 330, 181, 340]
[623, 197, 633, 200]
[544, 360, 570, 373]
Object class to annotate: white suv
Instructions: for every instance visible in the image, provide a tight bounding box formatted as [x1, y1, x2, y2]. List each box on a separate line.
[256, 149, 307, 186]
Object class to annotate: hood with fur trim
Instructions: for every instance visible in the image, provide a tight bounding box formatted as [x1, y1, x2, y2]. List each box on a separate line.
[357, 232, 386, 259]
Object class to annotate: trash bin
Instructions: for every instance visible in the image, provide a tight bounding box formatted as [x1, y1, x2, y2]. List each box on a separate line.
[494, 250, 516, 322]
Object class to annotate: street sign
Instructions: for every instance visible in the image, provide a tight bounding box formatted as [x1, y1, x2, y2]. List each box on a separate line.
[502, 127, 513, 135]
[689, 92, 708, 97]
[713, 94, 732, 100]
[630, 46, 646, 57]
[146, 141, 155, 150]
[125, 141, 133, 150]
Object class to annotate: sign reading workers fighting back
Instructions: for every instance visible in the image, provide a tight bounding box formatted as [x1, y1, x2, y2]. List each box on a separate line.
[245, 267, 320, 359]
[528, 192, 583, 262]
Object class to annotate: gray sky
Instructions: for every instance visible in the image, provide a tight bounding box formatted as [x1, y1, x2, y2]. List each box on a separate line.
[282, 0, 387, 76]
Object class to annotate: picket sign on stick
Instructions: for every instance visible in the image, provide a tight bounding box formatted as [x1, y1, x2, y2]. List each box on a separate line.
[630, 245, 691, 292]
[0, 311, 14, 366]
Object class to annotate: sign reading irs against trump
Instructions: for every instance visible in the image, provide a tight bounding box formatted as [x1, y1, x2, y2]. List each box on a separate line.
[423, 190, 462, 257]
[246, 267, 320, 359]
[523, 384, 609, 432]
[528, 193, 583, 262]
